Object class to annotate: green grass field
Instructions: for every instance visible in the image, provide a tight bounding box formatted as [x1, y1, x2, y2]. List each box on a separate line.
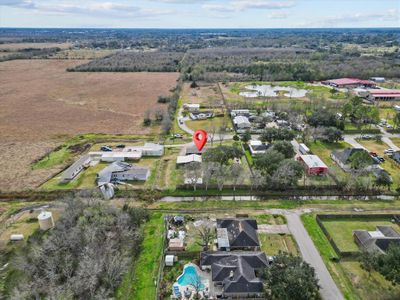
[117, 212, 165, 300]
[321, 216, 400, 252]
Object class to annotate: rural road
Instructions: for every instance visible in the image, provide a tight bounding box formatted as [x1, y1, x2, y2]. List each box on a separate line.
[285, 211, 344, 300]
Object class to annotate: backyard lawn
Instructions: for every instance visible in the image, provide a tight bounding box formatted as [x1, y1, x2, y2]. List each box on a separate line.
[321, 216, 400, 252]
[259, 233, 299, 256]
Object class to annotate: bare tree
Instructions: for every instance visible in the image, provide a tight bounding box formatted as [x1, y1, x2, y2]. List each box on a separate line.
[202, 162, 218, 191]
[217, 126, 226, 145]
[230, 163, 244, 191]
[196, 224, 215, 251]
[215, 163, 229, 191]
[184, 162, 202, 191]
[188, 274, 203, 300]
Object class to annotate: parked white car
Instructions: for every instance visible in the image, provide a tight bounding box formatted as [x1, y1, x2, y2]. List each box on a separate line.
[384, 149, 395, 155]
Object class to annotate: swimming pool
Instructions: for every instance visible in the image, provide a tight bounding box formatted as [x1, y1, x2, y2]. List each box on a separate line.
[176, 264, 205, 290]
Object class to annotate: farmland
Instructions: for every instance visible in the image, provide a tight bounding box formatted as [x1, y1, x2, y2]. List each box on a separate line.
[0, 59, 179, 191]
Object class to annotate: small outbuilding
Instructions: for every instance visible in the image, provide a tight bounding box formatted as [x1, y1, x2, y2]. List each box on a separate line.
[10, 234, 24, 241]
[297, 155, 328, 175]
[165, 255, 175, 266]
[168, 238, 185, 251]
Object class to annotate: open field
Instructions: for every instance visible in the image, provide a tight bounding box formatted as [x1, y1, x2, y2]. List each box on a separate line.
[0, 60, 179, 142]
[259, 233, 299, 256]
[49, 49, 116, 59]
[0, 42, 72, 51]
[321, 216, 400, 252]
[181, 82, 224, 107]
[0, 59, 178, 191]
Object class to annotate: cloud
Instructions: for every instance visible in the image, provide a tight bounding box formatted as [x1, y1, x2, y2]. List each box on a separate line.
[267, 12, 289, 19]
[0, 1, 174, 18]
[304, 9, 399, 26]
[203, 0, 295, 13]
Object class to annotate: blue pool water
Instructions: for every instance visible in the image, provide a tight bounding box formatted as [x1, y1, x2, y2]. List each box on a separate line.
[177, 265, 205, 290]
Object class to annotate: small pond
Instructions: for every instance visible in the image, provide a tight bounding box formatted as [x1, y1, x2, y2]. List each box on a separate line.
[239, 85, 308, 98]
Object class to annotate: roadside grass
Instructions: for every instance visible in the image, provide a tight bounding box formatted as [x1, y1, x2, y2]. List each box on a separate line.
[259, 233, 299, 256]
[301, 214, 358, 300]
[391, 138, 400, 147]
[379, 107, 396, 126]
[321, 217, 400, 252]
[356, 139, 400, 189]
[117, 212, 165, 300]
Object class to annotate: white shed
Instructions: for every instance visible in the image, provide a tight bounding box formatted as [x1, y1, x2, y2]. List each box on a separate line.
[165, 255, 175, 266]
[10, 234, 24, 241]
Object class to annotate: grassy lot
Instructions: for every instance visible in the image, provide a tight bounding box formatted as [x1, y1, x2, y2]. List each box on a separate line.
[321, 216, 400, 252]
[259, 233, 299, 256]
[117, 212, 165, 300]
[186, 115, 231, 132]
[391, 138, 400, 148]
[302, 213, 400, 300]
[356, 139, 400, 189]
[379, 107, 396, 126]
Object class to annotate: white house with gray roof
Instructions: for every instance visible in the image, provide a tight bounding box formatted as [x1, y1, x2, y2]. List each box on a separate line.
[60, 155, 91, 183]
[97, 161, 150, 186]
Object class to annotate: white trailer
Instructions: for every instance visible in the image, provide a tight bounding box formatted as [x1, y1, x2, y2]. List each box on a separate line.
[299, 143, 310, 155]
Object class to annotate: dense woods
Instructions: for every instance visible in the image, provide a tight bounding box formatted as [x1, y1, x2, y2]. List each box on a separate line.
[10, 199, 148, 299]
[68, 51, 184, 72]
[0, 47, 61, 62]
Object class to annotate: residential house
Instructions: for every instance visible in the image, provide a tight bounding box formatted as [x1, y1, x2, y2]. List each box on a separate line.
[391, 151, 400, 164]
[189, 111, 214, 120]
[331, 148, 369, 170]
[97, 161, 150, 186]
[353, 225, 400, 254]
[216, 218, 260, 251]
[233, 116, 251, 130]
[200, 252, 268, 299]
[176, 154, 202, 165]
[230, 109, 250, 117]
[185, 145, 207, 155]
[99, 151, 142, 162]
[139, 143, 164, 156]
[183, 103, 200, 111]
[370, 77, 385, 83]
[297, 155, 328, 175]
[60, 155, 91, 183]
[248, 140, 269, 156]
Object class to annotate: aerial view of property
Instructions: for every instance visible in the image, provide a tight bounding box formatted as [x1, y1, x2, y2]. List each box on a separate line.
[0, 1, 400, 300]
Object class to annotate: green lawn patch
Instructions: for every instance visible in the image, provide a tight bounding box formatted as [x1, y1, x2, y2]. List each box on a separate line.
[117, 212, 165, 300]
[259, 233, 299, 256]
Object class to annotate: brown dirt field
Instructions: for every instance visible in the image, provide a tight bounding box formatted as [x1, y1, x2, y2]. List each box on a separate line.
[0, 59, 179, 191]
[0, 59, 179, 142]
[0, 42, 72, 50]
[181, 82, 224, 107]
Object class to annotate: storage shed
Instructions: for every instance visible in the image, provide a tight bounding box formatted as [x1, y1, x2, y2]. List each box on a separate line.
[38, 211, 55, 230]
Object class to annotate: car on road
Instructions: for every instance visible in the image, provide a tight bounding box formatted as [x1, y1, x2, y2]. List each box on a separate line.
[386, 124, 394, 129]
[361, 134, 373, 140]
[171, 134, 183, 139]
[116, 144, 125, 148]
[377, 156, 385, 162]
[101, 146, 112, 152]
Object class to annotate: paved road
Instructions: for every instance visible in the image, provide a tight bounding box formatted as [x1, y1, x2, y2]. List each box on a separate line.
[285, 211, 344, 300]
[343, 135, 366, 149]
[382, 136, 400, 151]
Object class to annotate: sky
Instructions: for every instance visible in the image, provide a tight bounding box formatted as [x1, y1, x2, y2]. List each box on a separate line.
[0, 0, 399, 28]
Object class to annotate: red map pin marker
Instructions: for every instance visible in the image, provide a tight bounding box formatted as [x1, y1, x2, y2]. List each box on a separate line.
[193, 129, 208, 151]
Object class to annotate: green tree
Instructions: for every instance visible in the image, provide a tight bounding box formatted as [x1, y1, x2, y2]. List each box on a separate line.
[359, 250, 379, 277]
[203, 145, 242, 165]
[270, 159, 304, 189]
[241, 130, 252, 143]
[322, 127, 343, 143]
[394, 112, 400, 130]
[272, 141, 295, 158]
[253, 149, 285, 176]
[374, 171, 392, 191]
[350, 151, 373, 170]
[377, 244, 400, 285]
[263, 253, 320, 300]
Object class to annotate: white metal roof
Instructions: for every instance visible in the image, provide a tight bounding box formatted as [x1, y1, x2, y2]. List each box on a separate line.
[299, 155, 328, 169]
[176, 154, 202, 164]
[38, 211, 52, 220]
[233, 115, 250, 125]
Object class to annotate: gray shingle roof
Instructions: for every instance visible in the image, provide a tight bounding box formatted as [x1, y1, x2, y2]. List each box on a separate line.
[354, 226, 400, 253]
[331, 148, 365, 164]
[217, 218, 259, 248]
[200, 252, 268, 294]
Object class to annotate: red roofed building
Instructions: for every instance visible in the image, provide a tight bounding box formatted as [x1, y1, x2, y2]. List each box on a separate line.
[367, 89, 400, 101]
[297, 155, 328, 175]
[322, 78, 376, 88]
